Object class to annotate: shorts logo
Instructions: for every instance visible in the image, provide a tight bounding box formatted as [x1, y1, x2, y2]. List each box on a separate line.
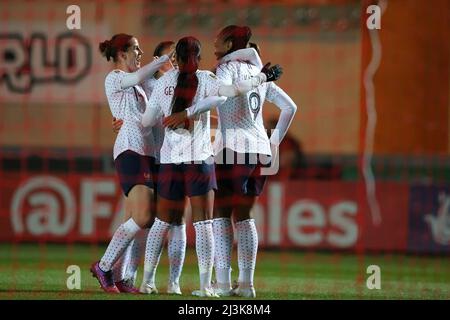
[144, 172, 152, 181]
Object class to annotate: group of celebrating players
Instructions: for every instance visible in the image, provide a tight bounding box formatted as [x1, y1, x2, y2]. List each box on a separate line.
[90, 25, 297, 298]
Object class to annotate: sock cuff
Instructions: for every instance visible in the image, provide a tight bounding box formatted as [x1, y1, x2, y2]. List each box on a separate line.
[154, 217, 171, 228]
[193, 219, 213, 227]
[123, 218, 141, 233]
[213, 217, 232, 224]
[235, 218, 255, 226]
[170, 223, 186, 229]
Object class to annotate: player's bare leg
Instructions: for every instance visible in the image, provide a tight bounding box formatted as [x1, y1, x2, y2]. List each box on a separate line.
[141, 196, 183, 294]
[91, 185, 153, 294]
[112, 197, 132, 285]
[112, 196, 151, 292]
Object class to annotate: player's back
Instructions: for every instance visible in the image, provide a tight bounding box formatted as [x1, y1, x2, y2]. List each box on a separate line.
[150, 68, 220, 163]
[215, 60, 271, 156]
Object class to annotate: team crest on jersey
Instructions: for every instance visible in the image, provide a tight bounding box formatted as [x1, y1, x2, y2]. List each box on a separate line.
[249, 92, 261, 120]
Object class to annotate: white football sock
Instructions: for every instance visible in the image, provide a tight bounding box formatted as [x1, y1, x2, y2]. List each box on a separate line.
[236, 219, 258, 288]
[99, 218, 141, 272]
[168, 223, 186, 285]
[112, 239, 133, 282]
[124, 228, 149, 284]
[194, 220, 214, 290]
[142, 218, 170, 286]
[213, 218, 233, 290]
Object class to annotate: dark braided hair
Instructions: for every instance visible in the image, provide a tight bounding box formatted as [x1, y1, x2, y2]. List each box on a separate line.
[99, 33, 134, 62]
[171, 36, 200, 115]
[218, 25, 252, 55]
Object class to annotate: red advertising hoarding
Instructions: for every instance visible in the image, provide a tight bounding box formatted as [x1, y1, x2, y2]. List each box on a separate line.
[0, 173, 409, 251]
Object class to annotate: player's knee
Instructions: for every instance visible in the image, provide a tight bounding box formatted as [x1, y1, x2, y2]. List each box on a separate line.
[213, 207, 232, 219]
[130, 202, 152, 227]
[170, 215, 184, 225]
[234, 211, 253, 222]
[191, 206, 213, 222]
[155, 210, 172, 224]
[234, 204, 255, 222]
[133, 211, 152, 228]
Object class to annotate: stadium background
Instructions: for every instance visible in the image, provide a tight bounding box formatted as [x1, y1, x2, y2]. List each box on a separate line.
[0, 0, 449, 299]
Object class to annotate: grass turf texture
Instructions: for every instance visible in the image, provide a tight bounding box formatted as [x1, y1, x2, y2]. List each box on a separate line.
[0, 244, 448, 300]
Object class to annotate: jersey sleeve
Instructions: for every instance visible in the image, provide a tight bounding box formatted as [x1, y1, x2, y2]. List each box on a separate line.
[141, 81, 164, 127]
[186, 95, 227, 118]
[141, 77, 156, 96]
[214, 62, 267, 97]
[265, 82, 298, 145]
[220, 48, 263, 69]
[105, 71, 127, 117]
[120, 55, 169, 89]
[105, 70, 126, 94]
[202, 71, 222, 97]
[215, 62, 235, 85]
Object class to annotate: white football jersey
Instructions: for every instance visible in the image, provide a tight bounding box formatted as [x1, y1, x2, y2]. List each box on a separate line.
[145, 69, 221, 164]
[105, 70, 156, 160]
[214, 60, 282, 156]
[142, 76, 165, 162]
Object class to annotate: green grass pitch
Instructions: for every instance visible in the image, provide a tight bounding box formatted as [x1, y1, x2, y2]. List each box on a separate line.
[0, 244, 448, 300]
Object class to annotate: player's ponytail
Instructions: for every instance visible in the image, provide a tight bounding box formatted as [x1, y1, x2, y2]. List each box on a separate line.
[99, 33, 134, 62]
[171, 36, 200, 115]
[218, 25, 252, 54]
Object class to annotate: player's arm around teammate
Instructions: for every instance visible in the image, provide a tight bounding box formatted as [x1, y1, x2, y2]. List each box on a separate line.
[158, 51, 282, 129]
[139, 36, 278, 297]
[110, 41, 188, 295]
[211, 25, 297, 298]
[90, 34, 172, 294]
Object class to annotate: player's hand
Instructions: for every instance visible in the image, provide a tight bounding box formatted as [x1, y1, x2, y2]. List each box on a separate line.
[167, 49, 176, 60]
[163, 110, 188, 129]
[112, 117, 123, 134]
[261, 62, 283, 82]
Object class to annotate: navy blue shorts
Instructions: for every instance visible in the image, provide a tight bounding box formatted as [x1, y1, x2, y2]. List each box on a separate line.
[114, 150, 158, 196]
[215, 148, 269, 197]
[157, 158, 217, 201]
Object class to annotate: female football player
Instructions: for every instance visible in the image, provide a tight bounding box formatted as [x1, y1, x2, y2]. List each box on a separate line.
[140, 36, 280, 297]
[90, 34, 174, 293]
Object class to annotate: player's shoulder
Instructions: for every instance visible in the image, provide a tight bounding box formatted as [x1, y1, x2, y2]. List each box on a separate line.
[105, 69, 124, 80]
[197, 69, 218, 81]
[216, 60, 240, 72]
[151, 69, 178, 91]
[159, 68, 178, 83]
[104, 70, 126, 92]
[144, 75, 157, 87]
